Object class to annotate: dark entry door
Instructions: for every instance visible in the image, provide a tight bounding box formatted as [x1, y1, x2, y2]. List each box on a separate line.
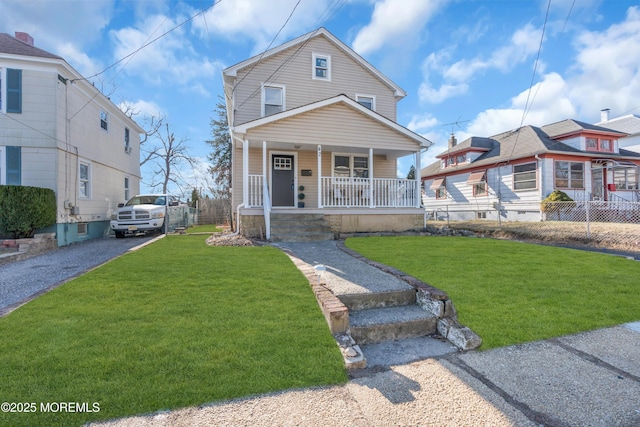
[272, 155, 295, 206]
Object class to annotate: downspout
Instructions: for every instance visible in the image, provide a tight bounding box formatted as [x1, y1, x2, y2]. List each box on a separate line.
[535, 154, 543, 221]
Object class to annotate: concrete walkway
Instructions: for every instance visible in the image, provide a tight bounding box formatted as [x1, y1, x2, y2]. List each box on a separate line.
[96, 240, 640, 427]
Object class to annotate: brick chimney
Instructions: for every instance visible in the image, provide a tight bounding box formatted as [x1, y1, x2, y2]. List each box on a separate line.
[15, 32, 34, 46]
[448, 133, 457, 149]
[600, 108, 610, 123]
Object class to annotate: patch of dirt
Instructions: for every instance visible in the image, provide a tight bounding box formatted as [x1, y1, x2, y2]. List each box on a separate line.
[205, 233, 265, 247]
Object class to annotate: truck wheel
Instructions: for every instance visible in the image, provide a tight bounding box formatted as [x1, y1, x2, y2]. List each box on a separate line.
[115, 231, 125, 239]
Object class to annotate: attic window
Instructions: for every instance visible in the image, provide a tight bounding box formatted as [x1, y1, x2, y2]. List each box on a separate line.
[312, 53, 331, 81]
[586, 137, 613, 152]
[356, 95, 375, 110]
[100, 109, 109, 131]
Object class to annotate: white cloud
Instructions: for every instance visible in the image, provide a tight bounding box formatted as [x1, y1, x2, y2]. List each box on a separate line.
[119, 100, 166, 119]
[352, 0, 447, 55]
[568, 6, 640, 120]
[0, 0, 114, 52]
[109, 14, 218, 92]
[193, 0, 332, 53]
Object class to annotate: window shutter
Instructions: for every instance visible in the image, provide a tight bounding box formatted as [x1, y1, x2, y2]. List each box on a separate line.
[6, 146, 21, 185]
[7, 69, 22, 113]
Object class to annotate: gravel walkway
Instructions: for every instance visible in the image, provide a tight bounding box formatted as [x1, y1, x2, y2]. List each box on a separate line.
[0, 234, 157, 316]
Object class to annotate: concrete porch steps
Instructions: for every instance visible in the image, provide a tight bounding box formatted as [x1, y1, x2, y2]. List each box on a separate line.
[270, 213, 334, 242]
[348, 304, 438, 345]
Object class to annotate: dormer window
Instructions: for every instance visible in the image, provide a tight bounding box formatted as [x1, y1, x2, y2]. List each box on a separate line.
[312, 53, 331, 81]
[586, 137, 613, 152]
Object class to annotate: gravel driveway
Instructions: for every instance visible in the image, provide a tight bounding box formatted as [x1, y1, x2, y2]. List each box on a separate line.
[0, 234, 158, 316]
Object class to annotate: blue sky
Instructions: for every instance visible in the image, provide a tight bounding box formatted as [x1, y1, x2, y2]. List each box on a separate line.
[2, 0, 639, 196]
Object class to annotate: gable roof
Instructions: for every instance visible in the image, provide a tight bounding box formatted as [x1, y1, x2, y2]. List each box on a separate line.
[422, 122, 640, 178]
[0, 33, 62, 60]
[223, 27, 406, 98]
[541, 119, 626, 139]
[597, 114, 640, 135]
[233, 93, 432, 149]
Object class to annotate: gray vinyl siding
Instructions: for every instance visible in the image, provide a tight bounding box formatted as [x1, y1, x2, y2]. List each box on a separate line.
[232, 35, 397, 125]
[245, 103, 417, 152]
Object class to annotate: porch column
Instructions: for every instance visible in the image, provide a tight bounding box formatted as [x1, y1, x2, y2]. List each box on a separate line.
[415, 150, 422, 208]
[242, 139, 249, 206]
[262, 140, 267, 195]
[369, 148, 374, 208]
[317, 145, 322, 208]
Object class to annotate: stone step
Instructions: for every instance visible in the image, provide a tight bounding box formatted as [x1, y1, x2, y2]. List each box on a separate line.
[349, 305, 437, 345]
[270, 213, 333, 242]
[338, 288, 416, 311]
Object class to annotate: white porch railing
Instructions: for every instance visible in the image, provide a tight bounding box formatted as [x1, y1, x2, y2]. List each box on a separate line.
[246, 175, 420, 209]
[320, 177, 419, 208]
[248, 174, 263, 207]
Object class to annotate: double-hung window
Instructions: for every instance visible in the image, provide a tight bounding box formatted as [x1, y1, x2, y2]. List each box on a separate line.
[333, 154, 369, 178]
[124, 127, 131, 153]
[124, 177, 130, 201]
[554, 161, 584, 189]
[100, 109, 109, 131]
[312, 53, 331, 81]
[79, 161, 91, 199]
[513, 162, 537, 190]
[262, 83, 285, 117]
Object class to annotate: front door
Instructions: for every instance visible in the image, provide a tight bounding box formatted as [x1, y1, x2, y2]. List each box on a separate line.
[272, 155, 295, 207]
[592, 166, 604, 200]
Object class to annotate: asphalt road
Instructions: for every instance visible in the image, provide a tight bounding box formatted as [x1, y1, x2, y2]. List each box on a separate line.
[0, 234, 157, 316]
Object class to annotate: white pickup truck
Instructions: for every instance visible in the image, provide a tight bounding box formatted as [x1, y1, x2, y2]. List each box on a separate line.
[110, 194, 181, 238]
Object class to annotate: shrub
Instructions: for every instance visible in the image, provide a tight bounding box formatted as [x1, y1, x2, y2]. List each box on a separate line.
[541, 190, 576, 220]
[0, 185, 56, 238]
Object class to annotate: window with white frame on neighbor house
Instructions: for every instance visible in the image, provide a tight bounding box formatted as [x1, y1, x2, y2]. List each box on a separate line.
[333, 154, 369, 178]
[312, 53, 331, 80]
[124, 127, 130, 153]
[124, 177, 130, 201]
[100, 109, 109, 131]
[262, 84, 284, 116]
[554, 161, 584, 189]
[614, 167, 639, 190]
[79, 161, 91, 198]
[1, 68, 22, 113]
[513, 162, 537, 190]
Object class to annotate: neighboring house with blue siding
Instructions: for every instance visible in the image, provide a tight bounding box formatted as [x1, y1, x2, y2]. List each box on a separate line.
[421, 119, 640, 221]
[0, 32, 144, 245]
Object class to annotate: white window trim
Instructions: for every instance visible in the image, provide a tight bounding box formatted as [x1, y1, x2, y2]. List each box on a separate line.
[79, 160, 92, 199]
[0, 68, 5, 114]
[331, 153, 370, 178]
[124, 176, 130, 201]
[124, 127, 131, 153]
[312, 53, 331, 81]
[260, 83, 286, 117]
[355, 94, 376, 111]
[512, 161, 538, 191]
[100, 109, 109, 132]
[0, 146, 5, 185]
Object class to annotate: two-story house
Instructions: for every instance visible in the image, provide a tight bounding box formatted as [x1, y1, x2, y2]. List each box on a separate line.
[0, 32, 144, 245]
[223, 27, 433, 241]
[421, 119, 640, 221]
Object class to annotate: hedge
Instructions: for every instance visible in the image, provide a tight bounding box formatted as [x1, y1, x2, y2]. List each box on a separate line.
[0, 185, 56, 238]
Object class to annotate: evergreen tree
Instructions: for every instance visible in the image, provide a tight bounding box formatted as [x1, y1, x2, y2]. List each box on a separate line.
[407, 165, 416, 180]
[206, 96, 233, 226]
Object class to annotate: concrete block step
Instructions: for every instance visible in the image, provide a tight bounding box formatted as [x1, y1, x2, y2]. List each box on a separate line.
[338, 289, 417, 311]
[349, 305, 437, 345]
[271, 232, 334, 242]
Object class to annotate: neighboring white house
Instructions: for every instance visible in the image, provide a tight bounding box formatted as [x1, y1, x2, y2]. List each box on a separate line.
[223, 27, 433, 240]
[597, 108, 640, 153]
[0, 32, 144, 245]
[421, 119, 640, 221]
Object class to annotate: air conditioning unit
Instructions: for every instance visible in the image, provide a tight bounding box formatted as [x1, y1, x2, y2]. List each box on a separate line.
[70, 206, 80, 215]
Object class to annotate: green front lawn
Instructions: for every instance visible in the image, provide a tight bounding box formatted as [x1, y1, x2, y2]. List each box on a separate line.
[0, 236, 346, 426]
[185, 224, 223, 233]
[346, 236, 640, 350]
